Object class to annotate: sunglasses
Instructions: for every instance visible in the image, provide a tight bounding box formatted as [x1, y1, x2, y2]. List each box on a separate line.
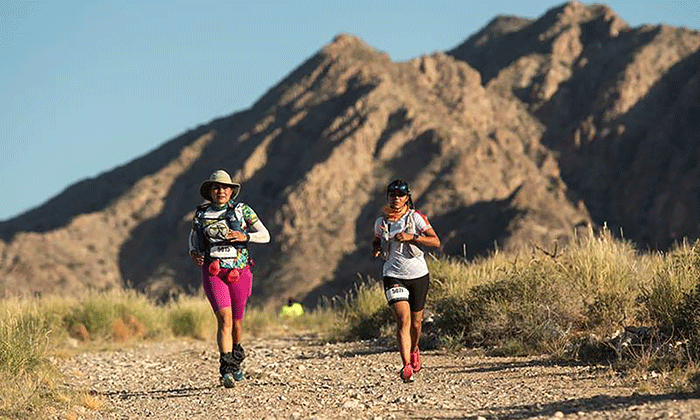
[387, 185, 409, 197]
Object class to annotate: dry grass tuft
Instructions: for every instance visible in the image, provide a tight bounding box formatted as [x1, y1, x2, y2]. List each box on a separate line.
[68, 323, 91, 341]
[111, 315, 148, 342]
[79, 392, 105, 411]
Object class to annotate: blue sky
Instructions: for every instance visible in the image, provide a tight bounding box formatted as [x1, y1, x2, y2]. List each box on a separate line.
[1, 1, 698, 221]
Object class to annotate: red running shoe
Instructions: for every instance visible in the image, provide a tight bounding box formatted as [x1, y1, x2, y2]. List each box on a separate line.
[400, 363, 414, 383]
[410, 349, 421, 373]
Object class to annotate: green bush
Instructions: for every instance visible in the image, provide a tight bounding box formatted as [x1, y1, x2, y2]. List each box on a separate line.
[428, 255, 496, 299]
[169, 306, 210, 339]
[556, 227, 642, 333]
[61, 289, 167, 341]
[332, 280, 394, 340]
[640, 241, 700, 331]
[673, 283, 700, 358]
[0, 306, 50, 376]
[63, 299, 114, 339]
[244, 306, 281, 338]
[0, 302, 54, 417]
[433, 257, 579, 355]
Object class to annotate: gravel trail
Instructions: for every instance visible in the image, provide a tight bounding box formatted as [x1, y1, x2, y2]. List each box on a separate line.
[56, 335, 700, 419]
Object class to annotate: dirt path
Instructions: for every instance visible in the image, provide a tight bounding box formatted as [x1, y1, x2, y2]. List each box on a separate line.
[56, 335, 700, 419]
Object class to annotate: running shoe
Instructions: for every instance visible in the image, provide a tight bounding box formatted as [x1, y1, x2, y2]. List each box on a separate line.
[410, 349, 421, 373]
[221, 373, 235, 388]
[400, 363, 414, 383]
[233, 369, 245, 381]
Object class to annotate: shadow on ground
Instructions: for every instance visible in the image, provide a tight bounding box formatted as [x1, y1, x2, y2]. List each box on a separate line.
[483, 392, 698, 420]
[98, 385, 217, 400]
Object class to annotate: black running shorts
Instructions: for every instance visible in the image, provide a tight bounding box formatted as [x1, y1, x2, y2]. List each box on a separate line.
[383, 274, 430, 312]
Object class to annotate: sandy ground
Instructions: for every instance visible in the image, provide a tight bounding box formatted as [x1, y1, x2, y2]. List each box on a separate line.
[55, 334, 700, 419]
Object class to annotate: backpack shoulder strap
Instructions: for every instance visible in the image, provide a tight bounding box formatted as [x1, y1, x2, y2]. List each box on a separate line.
[226, 201, 246, 223]
[225, 201, 238, 215]
[193, 203, 210, 225]
[406, 209, 416, 232]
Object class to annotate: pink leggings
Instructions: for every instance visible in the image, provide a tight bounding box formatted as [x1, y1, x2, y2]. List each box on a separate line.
[201, 265, 253, 320]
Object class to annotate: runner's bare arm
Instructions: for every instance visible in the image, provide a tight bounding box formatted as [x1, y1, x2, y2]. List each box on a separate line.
[412, 228, 440, 249]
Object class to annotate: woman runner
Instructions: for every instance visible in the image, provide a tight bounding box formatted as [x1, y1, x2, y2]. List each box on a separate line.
[189, 170, 270, 388]
[372, 179, 441, 382]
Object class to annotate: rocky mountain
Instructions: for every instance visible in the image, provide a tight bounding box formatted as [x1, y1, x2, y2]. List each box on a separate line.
[449, 2, 700, 248]
[1, 2, 698, 304]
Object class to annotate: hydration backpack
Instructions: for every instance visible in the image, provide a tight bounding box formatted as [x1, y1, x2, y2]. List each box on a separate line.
[378, 210, 424, 260]
[193, 201, 248, 259]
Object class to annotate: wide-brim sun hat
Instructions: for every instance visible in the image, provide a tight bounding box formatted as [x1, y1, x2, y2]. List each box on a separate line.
[199, 170, 241, 201]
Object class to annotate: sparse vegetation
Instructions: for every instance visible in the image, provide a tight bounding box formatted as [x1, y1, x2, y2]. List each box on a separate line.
[0, 301, 53, 418]
[330, 280, 394, 340]
[416, 228, 649, 357]
[336, 227, 700, 388]
[0, 288, 336, 417]
[167, 299, 215, 340]
[6, 228, 700, 416]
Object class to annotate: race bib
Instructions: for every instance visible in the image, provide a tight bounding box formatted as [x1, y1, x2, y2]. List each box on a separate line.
[385, 286, 409, 303]
[209, 245, 238, 259]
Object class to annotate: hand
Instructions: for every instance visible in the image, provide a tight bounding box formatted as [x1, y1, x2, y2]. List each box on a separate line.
[372, 238, 382, 258]
[226, 230, 248, 242]
[393, 232, 414, 243]
[190, 251, 204, 267]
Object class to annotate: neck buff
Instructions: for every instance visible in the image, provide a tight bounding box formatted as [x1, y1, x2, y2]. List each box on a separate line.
[210, 202, 228, 211]
[382, 204, 409, 222]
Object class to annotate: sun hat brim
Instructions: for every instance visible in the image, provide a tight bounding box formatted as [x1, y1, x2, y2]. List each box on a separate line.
[200, 181, 240, 202]
[199, 170, 241, 201]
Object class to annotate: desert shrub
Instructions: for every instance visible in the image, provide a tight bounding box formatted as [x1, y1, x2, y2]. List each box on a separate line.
[427, 227, 667, 358]
[428, 254, 502, 299]
[555, 227, 642, 334]
[0, 305, 50, 376]
[640, 241, 700, 332]
[433, 255, 580, 355]
[63, 298, 112, 339]
[279, 303, 343, 339]
[0, 301, 54, 417]
[167, 298, 214, 340]
[62, 289, 165, 341]
[345, 304, 394, 340]
[673, 283, 700, 358]
[332, 280, 394, 340]
[245, 306, 283, 338]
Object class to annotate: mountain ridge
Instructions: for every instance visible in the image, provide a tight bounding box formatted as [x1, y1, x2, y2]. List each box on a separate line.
[1, 2, 698, 304]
